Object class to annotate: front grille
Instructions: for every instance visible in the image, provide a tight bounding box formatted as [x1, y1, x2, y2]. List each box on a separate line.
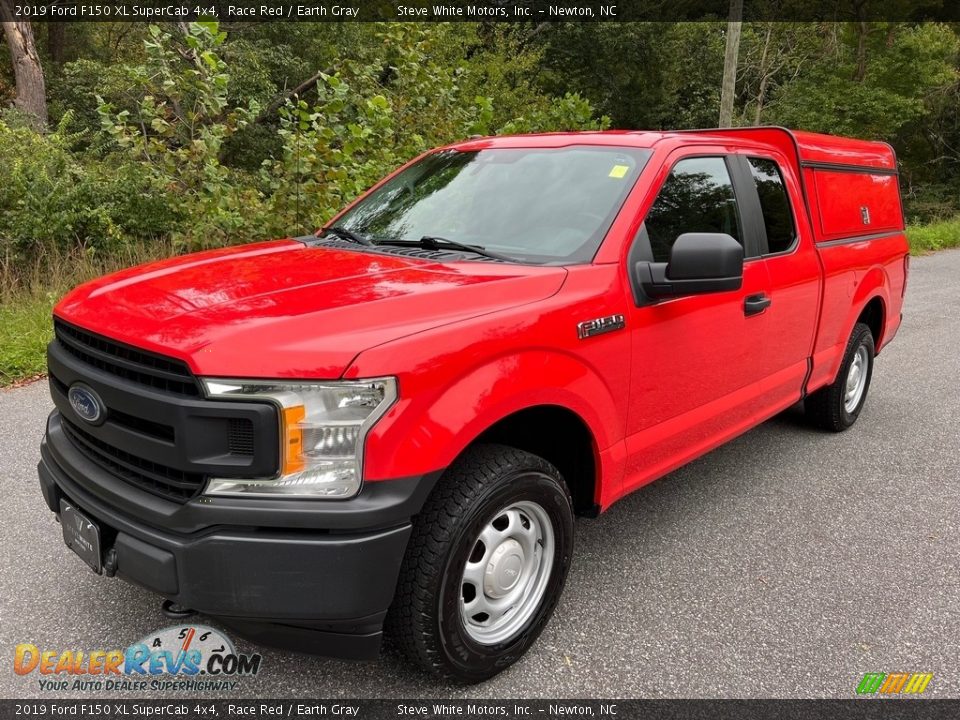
[50, 372, 175, 443]
[109, 409, 175, 443]
[227, 418, 255, 456]
[54, 320, 200, 397]
[61, 419, 204, 503]
[50, 320, 278, 502]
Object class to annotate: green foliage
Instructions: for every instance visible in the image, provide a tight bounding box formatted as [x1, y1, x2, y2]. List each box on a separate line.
[47, 59, 133, 138]
[0, 292, 56, 385]
[97, 22, 267, 250]
[264, 77, 400, 232]
[497, 93, 610, 135]
[97, 22, 256, 179]
[261, 24, 607, 232]
[907, 216, 960, 254]
[902, 182, 960, 225]
[0, 112, 181, 259]
[766, 25, 958, 139]
[536, 23, 726, 130]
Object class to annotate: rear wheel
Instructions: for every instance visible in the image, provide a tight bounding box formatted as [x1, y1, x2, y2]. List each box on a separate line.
[805, 322, 875, 432]
[389, 444, 574, 683]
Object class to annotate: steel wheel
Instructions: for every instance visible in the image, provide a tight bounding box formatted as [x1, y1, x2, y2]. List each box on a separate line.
[844, 345, 869, 413]
[390, 444, 574, 682]
[459, 500, 555, 645]
[805, 322, 875, 432]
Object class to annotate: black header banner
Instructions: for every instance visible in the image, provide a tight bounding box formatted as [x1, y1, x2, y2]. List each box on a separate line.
[7, 0, 960, 23]
[3, 700, 960, 720]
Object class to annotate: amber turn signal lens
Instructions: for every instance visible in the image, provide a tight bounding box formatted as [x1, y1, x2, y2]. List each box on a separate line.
[282, 405, 306, 474]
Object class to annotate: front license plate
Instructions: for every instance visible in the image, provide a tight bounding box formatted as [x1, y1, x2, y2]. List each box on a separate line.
[60, 500, 102, 574]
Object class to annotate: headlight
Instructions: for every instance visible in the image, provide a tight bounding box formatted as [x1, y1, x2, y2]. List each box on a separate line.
[201, 377, 397, 499]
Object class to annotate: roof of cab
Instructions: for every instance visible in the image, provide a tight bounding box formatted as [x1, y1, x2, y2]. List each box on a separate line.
[450, 127, 897, 172]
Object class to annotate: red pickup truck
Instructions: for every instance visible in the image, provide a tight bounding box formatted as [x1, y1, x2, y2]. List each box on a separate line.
[39, 127, 908, 682]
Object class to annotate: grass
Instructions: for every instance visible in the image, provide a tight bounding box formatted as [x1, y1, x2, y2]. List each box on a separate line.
[0, 243, 171, 388]
[1, 218, 959, 387]
[907, 216, 960, 254]
[0, 292, 58, 386]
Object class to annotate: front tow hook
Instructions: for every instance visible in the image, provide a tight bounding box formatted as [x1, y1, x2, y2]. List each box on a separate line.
[102, 547, 118, 577]
[161, 599, 197, 619]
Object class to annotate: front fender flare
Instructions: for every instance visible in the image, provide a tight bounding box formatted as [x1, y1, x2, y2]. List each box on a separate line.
[362, 350, 623, 483]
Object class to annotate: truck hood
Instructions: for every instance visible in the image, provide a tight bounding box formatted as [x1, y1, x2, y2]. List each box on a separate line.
[55, 240, 568, 378]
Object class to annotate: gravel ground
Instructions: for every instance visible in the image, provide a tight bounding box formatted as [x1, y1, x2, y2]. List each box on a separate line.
[1, 249, 957, 699]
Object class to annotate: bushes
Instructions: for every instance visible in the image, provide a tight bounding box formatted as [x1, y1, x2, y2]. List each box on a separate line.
[0, 113, 182, 264]
[3, 22, 609, 269]
[96, 22, 271, 251]
[907, 217, 960, 254]
[902, 182, 960, 225]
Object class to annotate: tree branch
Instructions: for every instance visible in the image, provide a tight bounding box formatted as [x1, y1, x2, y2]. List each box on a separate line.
[254, 68, 332, 124]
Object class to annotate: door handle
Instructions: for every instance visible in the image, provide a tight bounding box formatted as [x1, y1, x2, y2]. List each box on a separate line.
[744, 293, 771, 317]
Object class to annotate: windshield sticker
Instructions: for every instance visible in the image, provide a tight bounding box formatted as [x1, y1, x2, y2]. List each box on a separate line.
[609, 164, 630, 178]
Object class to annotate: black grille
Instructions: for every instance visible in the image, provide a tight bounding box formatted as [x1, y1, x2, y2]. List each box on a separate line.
[51, 370, 176, 443]
[61, 419, 204, 503]
[227, 418, 255, 456]
[54, 320, 200, 397]
[109, 409, 175, 443]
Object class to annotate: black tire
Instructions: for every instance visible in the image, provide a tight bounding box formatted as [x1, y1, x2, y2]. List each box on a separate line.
[388, 443, 574, 683]
[805, 322, 875, 432]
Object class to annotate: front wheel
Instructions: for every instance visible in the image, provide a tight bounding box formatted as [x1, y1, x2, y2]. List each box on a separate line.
[389, 444, 574, 683]
[805, 322, 875, 432]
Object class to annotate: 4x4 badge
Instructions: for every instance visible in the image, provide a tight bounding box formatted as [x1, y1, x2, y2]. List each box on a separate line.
[577, 314, 625, 339]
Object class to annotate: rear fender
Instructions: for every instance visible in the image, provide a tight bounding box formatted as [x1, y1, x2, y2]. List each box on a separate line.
[823, 269, 889, 385]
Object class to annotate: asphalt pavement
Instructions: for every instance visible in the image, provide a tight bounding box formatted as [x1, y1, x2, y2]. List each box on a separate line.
[1, 249, 958, 699]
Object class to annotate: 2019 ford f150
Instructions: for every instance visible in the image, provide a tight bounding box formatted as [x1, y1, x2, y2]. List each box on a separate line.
[38, 127, 908, 682]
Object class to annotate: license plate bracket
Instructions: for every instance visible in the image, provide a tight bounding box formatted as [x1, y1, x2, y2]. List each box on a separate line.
[60, 500, 102, 574]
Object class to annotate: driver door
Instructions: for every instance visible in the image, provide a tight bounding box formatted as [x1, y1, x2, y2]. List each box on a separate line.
[621, 150, 773, 495]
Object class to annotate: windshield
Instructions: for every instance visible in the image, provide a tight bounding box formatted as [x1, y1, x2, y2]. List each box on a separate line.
[333, 146, 651, 264]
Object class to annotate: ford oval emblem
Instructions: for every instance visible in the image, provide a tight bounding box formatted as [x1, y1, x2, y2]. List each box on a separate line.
[67, 383, 105, 425]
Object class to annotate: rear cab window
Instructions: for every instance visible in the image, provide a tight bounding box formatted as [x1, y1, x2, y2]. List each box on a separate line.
[747, 157, 797, 255]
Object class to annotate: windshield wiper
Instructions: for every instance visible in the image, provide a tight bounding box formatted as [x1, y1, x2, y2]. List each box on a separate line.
[322, 226, 375, 247]
[376, 236, 515, 262]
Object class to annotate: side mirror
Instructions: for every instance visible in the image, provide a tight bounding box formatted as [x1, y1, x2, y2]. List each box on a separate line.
[635, 232, 743, 300]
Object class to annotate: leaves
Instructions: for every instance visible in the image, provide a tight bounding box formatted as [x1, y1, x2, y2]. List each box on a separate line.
[259, 24, 606, 234]
[10, 19, 958, 267]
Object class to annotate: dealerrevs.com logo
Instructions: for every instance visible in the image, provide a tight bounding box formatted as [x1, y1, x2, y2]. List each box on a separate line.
[14, 625, 262, 693]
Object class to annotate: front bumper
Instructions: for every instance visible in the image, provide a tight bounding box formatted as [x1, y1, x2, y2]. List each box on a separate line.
[39, 411, 440, 660]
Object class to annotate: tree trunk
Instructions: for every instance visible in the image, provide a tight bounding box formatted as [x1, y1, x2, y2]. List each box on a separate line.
[853, 20, 869, 82]
[0, 4, 48, 129]
[754, 23, 774, 125]
[719, 0, 743, 128]
[47, 22, 65, 65]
